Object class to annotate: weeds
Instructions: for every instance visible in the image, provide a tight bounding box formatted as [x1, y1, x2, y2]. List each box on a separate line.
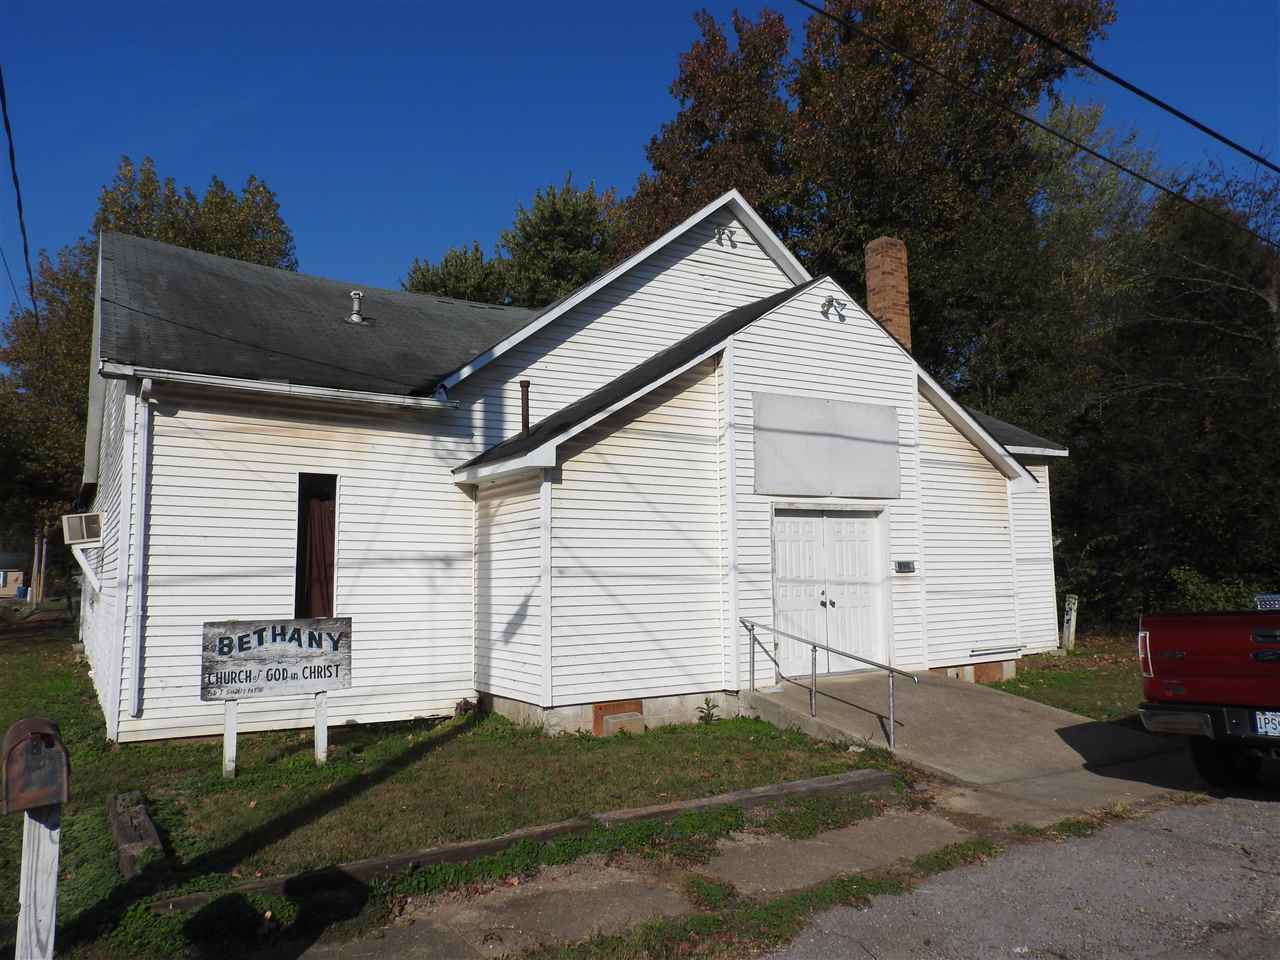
[391, 806, 745, 897]
[756, 793, 876, 839]
[685, 876, 736, 910]
[910, 838, 1001, 875]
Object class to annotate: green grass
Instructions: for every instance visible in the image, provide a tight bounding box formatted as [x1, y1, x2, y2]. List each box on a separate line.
[685, 876, 737, 911]
[986, 633, 1143, 721]
[755, 792, 876, 839]
[1009, 809, 1122, 841]
[522, 832, 1012, 960]
[909, 838, 1000, 875]
[0, 623, 885, 958]
[524, 872, 910, 960]
[389, 806, 746, 898]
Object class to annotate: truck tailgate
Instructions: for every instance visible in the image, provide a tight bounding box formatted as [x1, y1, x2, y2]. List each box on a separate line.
[1141, 612, 1280, 708]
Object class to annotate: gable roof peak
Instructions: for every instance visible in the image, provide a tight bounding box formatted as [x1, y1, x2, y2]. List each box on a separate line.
[436, 188, 810, 391]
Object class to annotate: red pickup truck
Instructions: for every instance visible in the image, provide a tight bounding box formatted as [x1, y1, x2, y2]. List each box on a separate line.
[1139, 612, 1280, 785]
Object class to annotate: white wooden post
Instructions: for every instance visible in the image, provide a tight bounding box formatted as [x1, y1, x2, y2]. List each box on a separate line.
[1062, 595, 1079, 652]
[314, 691, 328, 765]
[17, 804, 61, 960]
[222, 700, 237, 778]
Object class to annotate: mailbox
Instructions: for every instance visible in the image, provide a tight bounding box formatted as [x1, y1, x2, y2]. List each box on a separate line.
[3, 717, 70, 815]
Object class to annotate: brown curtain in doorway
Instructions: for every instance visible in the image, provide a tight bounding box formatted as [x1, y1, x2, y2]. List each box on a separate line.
[300, 497, 335, 618]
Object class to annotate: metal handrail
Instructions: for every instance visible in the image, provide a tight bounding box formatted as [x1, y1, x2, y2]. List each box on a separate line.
[740, 616, 918, 750]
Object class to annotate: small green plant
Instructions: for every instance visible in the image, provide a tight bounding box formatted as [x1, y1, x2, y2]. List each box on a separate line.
[1050, 816, 1101, 838]
[1009, 822, 1050, 839]
[911, 838, 1000, 876]
[697, 696, 720, 724]
[758, 793, 876, 839]
[686, 875, 736, 910]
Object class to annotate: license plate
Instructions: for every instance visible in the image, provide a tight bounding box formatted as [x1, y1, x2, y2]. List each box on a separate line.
[1255, 711, 1280, 737]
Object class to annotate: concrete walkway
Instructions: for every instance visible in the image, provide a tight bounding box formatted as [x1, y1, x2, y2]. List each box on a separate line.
[303, 681, 1207, 957]
[305, 801, 980, 958]
[744, 672, 1192, 825]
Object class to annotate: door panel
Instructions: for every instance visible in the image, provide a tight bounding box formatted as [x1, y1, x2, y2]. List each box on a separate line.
[772, 510, 826, 676]
[772, 509, 886, 679]
[823, 511, 885, 671]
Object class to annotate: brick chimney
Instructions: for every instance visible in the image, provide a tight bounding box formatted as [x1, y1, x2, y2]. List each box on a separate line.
[864, 236, 911, 352]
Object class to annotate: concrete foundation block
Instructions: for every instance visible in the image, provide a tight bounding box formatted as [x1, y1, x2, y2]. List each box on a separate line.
[481, 691, 740, 735]
[602, 712, 645, 736]
[973, 660, 1017, 684]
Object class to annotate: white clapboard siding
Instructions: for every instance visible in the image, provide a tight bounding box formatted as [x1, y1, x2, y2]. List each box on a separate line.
[550, 360, 722, 704]
[115, 398, 479, 741]
[474, 473, 545, 704]
[731, 279, 923, 681]
[1011, 463, 1059, 651]
[919, 396, 1018, 666]
[80, 377, 131, 725]
[456, 210, 792, 449]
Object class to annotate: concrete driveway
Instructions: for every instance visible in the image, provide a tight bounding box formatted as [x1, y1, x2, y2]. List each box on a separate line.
[744, 672, 1195, 825]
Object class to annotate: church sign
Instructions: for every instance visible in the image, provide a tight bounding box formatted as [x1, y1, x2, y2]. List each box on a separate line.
[200, 617, 352, 701]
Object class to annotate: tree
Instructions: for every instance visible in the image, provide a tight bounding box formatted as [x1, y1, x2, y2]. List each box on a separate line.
[970, 106, 1280, 618]
[500, 178, 615, 308]
[0, 156, 296, 531]
[404, 242, 507, 303]
[94, 156, 297, 269]
[0, 241, 98, 529]
[1074, 173, 1280, 615]
[618, 1, 1116, 381]
[404, 177, 615, 308]
[613, 10, 799, 257]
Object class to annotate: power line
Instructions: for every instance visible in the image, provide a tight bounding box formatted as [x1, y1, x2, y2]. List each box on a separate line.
[0, 65, 38, 318]
[793, 0, 1279, 251]
[966, 0, 1280, 177]
[0, 243, 21, 310]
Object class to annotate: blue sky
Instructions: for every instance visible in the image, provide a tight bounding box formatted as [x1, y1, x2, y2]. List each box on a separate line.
[1, 0, 1276, 316]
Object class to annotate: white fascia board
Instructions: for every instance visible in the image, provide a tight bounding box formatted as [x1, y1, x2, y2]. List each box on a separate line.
[81, 239, 107, 489]
[1007, 445, 1070, 458]
[437, 189, 810, 392]
[452, 344, 723, 484]
[916, 369, 1032, 483]
[452, 448, 557, 485]
[99, 363, 457, 411]
[455, 277, 824, 488]
[455, 278, 823, 484]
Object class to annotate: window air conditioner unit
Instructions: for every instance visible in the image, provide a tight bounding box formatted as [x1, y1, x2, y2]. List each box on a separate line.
[62, 513, 103, 546]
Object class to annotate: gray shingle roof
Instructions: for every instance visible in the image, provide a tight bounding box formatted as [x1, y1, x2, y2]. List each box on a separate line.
[98, 232, 537, 396]
[966, 408, 1067, 453]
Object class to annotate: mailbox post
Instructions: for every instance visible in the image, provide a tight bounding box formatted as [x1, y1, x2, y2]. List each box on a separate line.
[3, 718, 70, 960]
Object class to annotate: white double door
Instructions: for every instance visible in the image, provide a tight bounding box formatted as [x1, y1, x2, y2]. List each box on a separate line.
[773, 509, 887, 678]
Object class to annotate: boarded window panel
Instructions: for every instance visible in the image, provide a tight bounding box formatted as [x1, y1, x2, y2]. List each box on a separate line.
[753, 393, 900, 498]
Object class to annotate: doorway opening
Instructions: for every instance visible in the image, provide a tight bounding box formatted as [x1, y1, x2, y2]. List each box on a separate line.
[295, 473, 337, 618]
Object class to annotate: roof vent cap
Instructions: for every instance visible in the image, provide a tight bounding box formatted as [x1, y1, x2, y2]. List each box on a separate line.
[347, 290, 365, 324]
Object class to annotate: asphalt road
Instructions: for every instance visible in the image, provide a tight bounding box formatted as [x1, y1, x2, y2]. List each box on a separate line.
[767, 786, 1280, 960]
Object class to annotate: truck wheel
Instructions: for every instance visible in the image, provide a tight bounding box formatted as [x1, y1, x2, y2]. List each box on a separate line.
[1228, 747, 1262, 786]
[1190, 737, 1231, 786]
[1189, 737, 1260, 787]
